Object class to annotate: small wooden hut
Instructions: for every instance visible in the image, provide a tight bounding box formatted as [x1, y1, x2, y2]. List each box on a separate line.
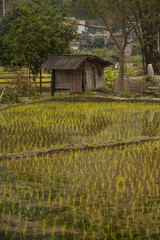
[41, 54, 112, 96]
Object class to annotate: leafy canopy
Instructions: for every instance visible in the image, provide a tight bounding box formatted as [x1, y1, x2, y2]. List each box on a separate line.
[0, 0, 75, 74]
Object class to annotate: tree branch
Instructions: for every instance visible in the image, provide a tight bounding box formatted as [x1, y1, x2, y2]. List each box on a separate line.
[90, 0, 121, 50]
[0, 90, 4, 103]
[0, 113, 5, 121]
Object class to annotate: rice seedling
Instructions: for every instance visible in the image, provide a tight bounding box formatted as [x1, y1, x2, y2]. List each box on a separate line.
[0, 140, 160, 239]
[0, 101, 160, 154]
[1, 101, 160, 239]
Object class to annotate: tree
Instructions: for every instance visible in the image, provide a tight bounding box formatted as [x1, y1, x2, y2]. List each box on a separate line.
[73, 0, 158, 93]
[0, 0, 75, 77]
[2, 0, 6, 16]
[132, 0, 160, 74]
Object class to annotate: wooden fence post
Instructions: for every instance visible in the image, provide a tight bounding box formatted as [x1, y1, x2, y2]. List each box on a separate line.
[40, 69, 42, 94]
[51, 70, 55, 96]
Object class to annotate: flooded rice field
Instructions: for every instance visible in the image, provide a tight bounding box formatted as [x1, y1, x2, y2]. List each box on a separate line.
[0, 101, 160, 154]
[1, 101, 160, 239]
[0, 142, 160, 239]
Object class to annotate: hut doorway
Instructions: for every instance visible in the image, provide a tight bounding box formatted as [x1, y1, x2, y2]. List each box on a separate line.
[70, 70, 82, 93]
[91, 67, 96, 89]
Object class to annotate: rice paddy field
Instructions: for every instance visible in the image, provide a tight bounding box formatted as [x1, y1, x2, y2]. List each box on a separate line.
[0, 67, 51, 89]
[1, 101, 160, 239]
[0, 101, 160, 154]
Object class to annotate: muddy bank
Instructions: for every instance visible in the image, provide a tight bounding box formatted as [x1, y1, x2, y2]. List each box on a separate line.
[1, 95, 160, 112]
[1, 136, 160, 161]
[49, 96, 160, 103]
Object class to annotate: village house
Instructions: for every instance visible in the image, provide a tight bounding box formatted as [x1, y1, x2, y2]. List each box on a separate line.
[41, 54, 112, 95]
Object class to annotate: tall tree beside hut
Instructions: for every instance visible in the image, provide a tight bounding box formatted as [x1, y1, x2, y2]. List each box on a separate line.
[132, 0, 160, 74]
[73, 0, 159, 93]
[0, 0, 75, 80]
[2, 0, 6, 16]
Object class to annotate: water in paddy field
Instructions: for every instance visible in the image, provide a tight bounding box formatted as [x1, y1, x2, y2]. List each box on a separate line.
[1, 141, 160, 239]
[1, 101, 160, 239]
[0, 101, 160, 154]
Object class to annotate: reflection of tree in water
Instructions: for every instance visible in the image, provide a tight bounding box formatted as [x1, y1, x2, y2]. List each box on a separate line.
[142, 111, 160, 137]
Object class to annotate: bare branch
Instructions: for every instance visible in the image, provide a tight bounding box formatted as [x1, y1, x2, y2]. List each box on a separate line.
[90, 0, 121, 50]
[95, 0, 101, 7]
[0, 90, 4, 103]
[0, 113, 5, 121]
[126, 4, 158, 35]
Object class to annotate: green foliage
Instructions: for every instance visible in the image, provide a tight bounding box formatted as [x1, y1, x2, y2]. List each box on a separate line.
[124, 60, 139, 76]
[133, 54, 144, 74]
[11, 73, 33, 96]
[92, 48, 119, 62]
[104, 67, 118, 89]
[0, 86, 20, 103]
[30, 92, 42, 99]
[139, 78, 146, 86]
[121, 90, 132, 98]
[131, 45, 142, 56]
[142, 75, 156, 85]
[93, 37, 104, 49]
[0, 0, 75, 74]
[72, 47, 119, 63]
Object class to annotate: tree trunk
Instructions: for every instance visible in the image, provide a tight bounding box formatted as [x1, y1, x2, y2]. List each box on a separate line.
[118, 49, 125, 94]
[137, 5, 160, 74]
[141, 45, 146, 74]
[29, 65, 32, 92]
[2, 0, 6, 16]
[33, 75, 37, 92]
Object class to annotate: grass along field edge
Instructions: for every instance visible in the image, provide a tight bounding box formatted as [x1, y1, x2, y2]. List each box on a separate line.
[1, 94, 160, 112]
[1, 135, 160, 160]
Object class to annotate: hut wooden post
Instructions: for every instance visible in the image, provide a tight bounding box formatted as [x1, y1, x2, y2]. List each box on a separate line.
[29, 65, 32, 91]
[82, 69, 87, 93]
[51, 70, 55, 96]
[40, 69, 42, 94]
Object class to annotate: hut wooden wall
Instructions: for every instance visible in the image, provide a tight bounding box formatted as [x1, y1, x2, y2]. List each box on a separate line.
[54, 62, 104, 92]
[55, 70, 82, 93]
[95, 64, 104, 88]
[84, 62, 104, 89]
[55, 71, 70, 90]
[85, 62, 92, 89]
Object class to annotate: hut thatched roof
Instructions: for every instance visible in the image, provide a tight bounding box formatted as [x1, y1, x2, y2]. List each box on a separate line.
[41, 54, 113, 70]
